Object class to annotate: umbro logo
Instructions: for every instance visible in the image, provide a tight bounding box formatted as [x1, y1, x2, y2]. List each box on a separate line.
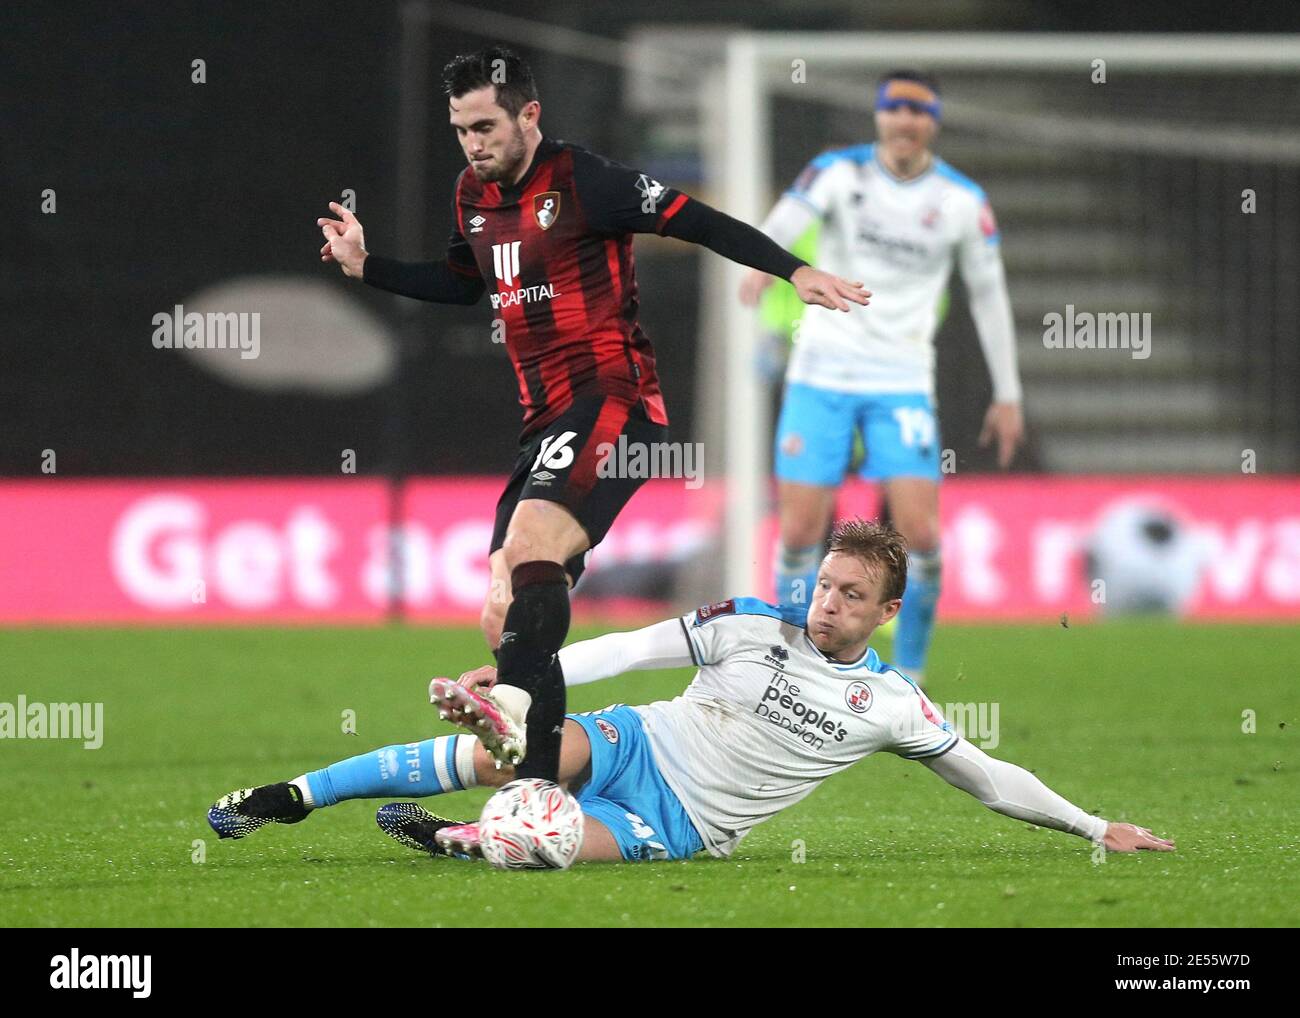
[531, 470, 556, 483]
[469, 215, 486, 233]
[770, 645, 789, 661]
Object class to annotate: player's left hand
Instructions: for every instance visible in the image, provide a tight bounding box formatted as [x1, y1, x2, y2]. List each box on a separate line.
[1102, 822, 1176, 853]
[978, 401, 1024, 469]
[790, 266, 870, 312]
[428, 666, 498, 726]
[457, 664, 497, 692]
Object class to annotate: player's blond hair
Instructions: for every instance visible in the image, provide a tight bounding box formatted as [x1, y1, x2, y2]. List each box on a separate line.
[826, 518, 909, 602]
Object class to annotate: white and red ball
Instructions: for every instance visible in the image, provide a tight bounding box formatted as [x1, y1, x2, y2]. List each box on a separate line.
[478, 778, 584, 870]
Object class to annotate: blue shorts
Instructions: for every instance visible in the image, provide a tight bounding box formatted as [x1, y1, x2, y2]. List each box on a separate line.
[775, 383, 940, 484]
[568, 705, 704, 862]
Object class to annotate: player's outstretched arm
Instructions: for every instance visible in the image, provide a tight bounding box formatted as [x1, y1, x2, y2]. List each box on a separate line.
[738, 193, 822, 306]
[920, 738, 1175, 852]
[445, 618, 695, 700]
[317, 201, 485, 305]
[661, 200, 869, 312]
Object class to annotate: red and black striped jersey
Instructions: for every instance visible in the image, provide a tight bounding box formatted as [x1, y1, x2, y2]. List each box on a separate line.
[445, 137, 688, 438]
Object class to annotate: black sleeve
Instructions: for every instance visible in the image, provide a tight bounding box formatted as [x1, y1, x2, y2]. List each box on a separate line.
[570, 146, 806, 281]
[658, 196, 807, 281]
[362, 255, 485, 305]
[571, 146, 685, 235]
[361, 181, 485, 305]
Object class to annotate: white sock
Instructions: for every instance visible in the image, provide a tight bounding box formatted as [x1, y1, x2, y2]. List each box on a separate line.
[454, 735, 480, 789]
[290, 775, 316, 809]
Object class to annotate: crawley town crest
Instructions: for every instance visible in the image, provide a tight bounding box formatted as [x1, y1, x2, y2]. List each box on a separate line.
[534, 191, 561, 230]
[845, 680, 873, 714]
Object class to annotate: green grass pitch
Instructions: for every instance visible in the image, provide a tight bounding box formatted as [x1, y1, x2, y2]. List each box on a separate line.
[1, 620, 1296, 927]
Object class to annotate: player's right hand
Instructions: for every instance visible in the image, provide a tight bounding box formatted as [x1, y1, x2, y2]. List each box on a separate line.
[317, 201, 368, 279]
[1102, 822, 1176, 852]
[738, 268, 774, 306]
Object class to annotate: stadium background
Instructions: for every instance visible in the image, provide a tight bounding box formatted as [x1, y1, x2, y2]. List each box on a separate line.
[7, 1, 1300, 625]
[3, 0, 1299, 932]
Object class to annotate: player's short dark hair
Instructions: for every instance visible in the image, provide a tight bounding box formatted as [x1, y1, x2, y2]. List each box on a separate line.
[827, 518, 909, 602]
[443, 46, 539, 118]
[876, 69, 941, 95]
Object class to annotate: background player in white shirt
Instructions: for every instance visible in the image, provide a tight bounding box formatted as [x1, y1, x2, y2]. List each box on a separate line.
[208, 520, 1173, 863]
[740, 71, 1025, 686]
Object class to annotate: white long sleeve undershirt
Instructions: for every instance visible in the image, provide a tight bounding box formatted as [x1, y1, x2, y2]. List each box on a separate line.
[556, 618, 694, 686]
[759, 194, 820, 251]
[923, 738, 1108, 842]
[960, 253, 1022, 404]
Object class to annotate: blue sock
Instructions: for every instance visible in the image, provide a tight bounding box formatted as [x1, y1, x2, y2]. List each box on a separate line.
[894, 549, 941, 673]
[299, 734, 476, 808]
[775, 542, 822, 607]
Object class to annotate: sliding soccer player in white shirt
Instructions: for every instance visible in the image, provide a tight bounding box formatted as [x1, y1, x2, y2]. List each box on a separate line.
[207, 520, 1173, 864]
[740, 70, 1025, 687]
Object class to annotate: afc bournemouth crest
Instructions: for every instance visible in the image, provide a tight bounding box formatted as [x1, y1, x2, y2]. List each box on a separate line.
[845, 680, 873, 714]
[534, 191, 561, 230]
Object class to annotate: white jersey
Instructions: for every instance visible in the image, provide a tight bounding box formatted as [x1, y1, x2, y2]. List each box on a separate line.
[765, 143, 1019, 401]
[632, 597, 956, 858]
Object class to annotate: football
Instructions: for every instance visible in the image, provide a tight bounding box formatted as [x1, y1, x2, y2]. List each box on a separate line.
[478, 778, 585, 870]
[1084, 499, 1205, 617]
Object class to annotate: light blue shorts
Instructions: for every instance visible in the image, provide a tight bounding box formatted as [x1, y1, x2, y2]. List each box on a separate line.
[775, 382, 940, 484]
[568, 705, 704, 862]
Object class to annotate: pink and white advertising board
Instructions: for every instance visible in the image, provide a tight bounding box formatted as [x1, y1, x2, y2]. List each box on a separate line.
[0, 477, 1295, 623]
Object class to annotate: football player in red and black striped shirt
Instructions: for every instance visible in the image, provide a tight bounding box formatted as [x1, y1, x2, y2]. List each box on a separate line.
[319, 47, 869, 790]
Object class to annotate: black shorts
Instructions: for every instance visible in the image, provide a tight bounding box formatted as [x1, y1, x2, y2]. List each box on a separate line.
[490, 395, 669, 586]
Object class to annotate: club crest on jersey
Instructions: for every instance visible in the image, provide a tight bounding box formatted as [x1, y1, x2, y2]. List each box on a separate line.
[595, 718, 619, 744]
[979, 200, 999, 240]
[845, 680, 873, 714]
[534, 191, 561, 230]
[694, 599, 736, 624]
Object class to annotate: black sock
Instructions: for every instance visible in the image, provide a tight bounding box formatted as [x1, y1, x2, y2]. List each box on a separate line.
[516, 656, 566, 782]
[497, 561, 570, 783]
